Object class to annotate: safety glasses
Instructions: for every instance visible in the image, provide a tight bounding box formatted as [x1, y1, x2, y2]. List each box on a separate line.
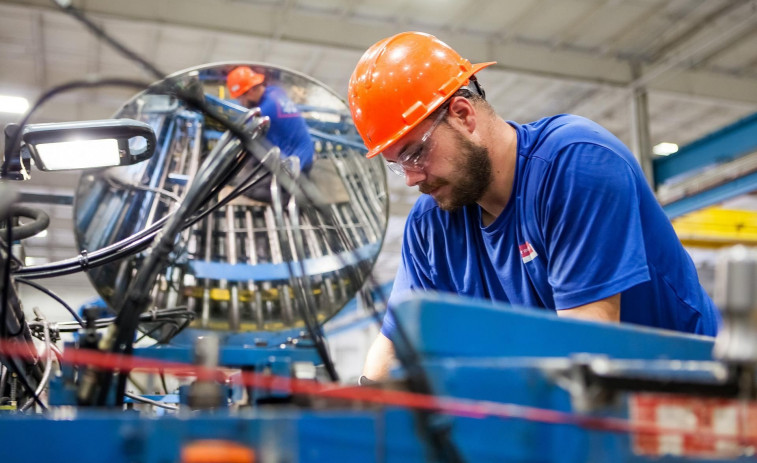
[385, 104, 448, 177]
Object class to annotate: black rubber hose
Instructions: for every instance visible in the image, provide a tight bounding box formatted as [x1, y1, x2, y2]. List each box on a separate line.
[7, 205, 49, 240]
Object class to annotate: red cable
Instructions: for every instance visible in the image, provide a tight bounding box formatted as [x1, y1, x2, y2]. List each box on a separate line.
[2, 338, 756, 448]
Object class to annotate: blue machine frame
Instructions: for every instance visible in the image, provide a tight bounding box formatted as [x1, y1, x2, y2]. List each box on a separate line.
[1, 293, 749, 463]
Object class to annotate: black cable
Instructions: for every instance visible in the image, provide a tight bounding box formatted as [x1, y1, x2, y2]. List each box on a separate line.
[104, 130, 259, 406]
[134, 320, 180, 344]
[14, 162, 256, 280]
[19, 320, 54, 412]
[1, 216, 12, 340]
[159, 318, 192, 344]
[30, 307, 194, 333]
[159, 370, 169, 395]
[0, 363, 7, 394]
[16, 214, 170, 279]
[0, 240, 24, 268]
[269, 174, 340, 381]
[0, 216, 47, 410]
[5, 311, 26, 337]
[18, 169, 243, 280]
[14, 278, 84, 326]
[54, 2, 166, 80]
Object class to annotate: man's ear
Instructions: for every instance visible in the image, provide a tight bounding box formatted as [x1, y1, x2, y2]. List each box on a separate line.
[447, 96, 476, 134]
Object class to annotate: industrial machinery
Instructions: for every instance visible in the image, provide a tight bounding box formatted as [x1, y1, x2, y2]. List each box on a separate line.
[2, 3, 757, 462]
[2, 59, 389, 403]
[72, 63, 386, 339]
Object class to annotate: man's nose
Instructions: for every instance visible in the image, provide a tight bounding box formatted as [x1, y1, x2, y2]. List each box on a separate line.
[404, 168, 426, 187]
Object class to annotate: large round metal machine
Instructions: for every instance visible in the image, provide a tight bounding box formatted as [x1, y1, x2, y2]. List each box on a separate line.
[73, 63, 388, 339]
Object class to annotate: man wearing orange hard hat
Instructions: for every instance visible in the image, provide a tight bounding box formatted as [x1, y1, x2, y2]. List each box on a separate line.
[348, 32, 719, 382]
[226, 66, 313, 201]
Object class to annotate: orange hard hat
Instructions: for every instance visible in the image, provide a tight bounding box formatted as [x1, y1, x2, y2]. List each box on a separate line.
[227, 66, 265, 99]
[348, 32, 495, 158]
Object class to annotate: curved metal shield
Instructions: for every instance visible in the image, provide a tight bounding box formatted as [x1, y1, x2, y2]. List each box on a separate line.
[73, 63, 388, 338]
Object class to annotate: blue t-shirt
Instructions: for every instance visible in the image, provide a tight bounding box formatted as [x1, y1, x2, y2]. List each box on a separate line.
[383, 114, 720, 338]
[258, 85, 314, 172]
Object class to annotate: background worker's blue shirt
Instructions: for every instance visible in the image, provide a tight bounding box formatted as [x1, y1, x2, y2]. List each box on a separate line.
[258, 85, 314, 172]
[382, 114, 720, 339]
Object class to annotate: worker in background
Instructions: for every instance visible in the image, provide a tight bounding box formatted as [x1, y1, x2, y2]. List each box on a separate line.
[348, 32, 721, 382]
[226, 66, 314, 201]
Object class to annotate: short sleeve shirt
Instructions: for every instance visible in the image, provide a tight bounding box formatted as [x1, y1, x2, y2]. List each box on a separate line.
[382, 115, 720, 338]
[259, 85, 314, 172]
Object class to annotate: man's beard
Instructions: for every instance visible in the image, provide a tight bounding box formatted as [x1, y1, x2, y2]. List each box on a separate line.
[420, 132, 492, 212]
[242, 99, 258, 109]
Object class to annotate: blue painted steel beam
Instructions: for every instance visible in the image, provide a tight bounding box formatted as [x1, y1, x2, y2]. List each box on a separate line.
[134, 345, 321, 367]
[663, 170, 757, 219]
[189, 242, 379, 281]
[653, 112, 757, 187]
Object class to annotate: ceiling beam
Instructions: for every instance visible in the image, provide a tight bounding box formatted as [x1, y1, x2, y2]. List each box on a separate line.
[5, 0, 757, 105]
[563, 0, 757, 123]
[645, 1, 750, 63]
[630, 0, 757, 91]
[31, 11, 47, 88]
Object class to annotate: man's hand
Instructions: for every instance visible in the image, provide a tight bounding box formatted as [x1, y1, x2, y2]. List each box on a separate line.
[361, 332, 396, 382]
[556, 293, 621, 322]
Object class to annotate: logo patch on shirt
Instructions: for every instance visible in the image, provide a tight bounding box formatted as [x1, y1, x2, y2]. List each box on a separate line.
[519, 241, 538, 263]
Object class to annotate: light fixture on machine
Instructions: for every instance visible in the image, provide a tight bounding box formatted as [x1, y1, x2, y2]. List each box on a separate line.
[21, 119, 155, 171]
[2, 118, 156, 180]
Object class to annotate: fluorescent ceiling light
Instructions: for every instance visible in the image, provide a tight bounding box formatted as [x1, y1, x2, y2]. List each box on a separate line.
[35, 139, 121, 170]
[653, 142, 679, 156]
[0, 95, 29, 114]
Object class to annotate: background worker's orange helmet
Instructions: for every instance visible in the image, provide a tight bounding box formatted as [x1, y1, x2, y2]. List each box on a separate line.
[227, 66, 265, 99]
[348, 32, 495, 158]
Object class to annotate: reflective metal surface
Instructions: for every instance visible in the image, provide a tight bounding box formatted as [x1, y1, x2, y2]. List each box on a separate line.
[73, 63, 388, 335]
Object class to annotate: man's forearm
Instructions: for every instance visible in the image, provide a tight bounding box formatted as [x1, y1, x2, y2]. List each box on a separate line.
[362, 333, 396, 381]
[557, 293, 621, 322]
